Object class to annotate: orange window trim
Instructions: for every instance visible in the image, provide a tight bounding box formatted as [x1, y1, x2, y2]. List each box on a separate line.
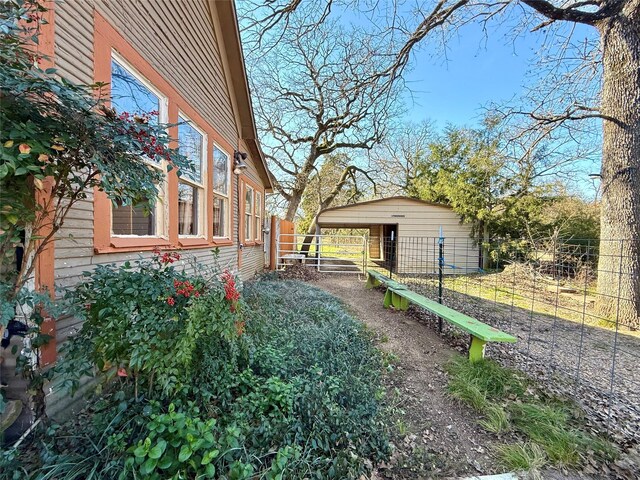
[239, 175, 265, 247]
[27, 2, 57, 366]
[93, 11, 236, 254]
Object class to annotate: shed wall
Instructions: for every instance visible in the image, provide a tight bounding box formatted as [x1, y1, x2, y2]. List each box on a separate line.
[318, 198, 479, 273]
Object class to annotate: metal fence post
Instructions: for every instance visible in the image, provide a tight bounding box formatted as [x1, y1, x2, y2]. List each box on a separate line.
[438, 228, 444, 333]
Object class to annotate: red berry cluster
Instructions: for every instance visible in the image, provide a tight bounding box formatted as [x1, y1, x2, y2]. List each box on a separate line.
[116, 111, 173, 163]
[173, 280, 201, 299]
[152, 248, 181, 265]
[221, 269, 240, 312]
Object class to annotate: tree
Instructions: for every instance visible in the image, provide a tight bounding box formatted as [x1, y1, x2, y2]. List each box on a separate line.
[240, 3, 402, 221]
[369, 120, 434, 198]
[247, 0, 640, 328]
[298, 154, 369, 233]
[412, 122, 557, 267]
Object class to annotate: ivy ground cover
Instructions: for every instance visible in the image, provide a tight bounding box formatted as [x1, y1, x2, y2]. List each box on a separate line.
[4, 267, 390, 479]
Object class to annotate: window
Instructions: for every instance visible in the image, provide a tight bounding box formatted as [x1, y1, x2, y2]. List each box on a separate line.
[254, 192, 262, 241]
[177, 115, 206, 237]
[110, 54, 167, 237]
[112, 199, 155, 236]
[244, 185, 254, 242]
[212, 146, 230, 238]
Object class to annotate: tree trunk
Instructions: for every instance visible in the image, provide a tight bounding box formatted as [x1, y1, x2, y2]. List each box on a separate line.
[595, 8, 640, 330]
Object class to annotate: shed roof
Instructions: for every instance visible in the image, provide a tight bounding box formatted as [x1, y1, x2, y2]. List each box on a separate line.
[319, 196, 452, 215]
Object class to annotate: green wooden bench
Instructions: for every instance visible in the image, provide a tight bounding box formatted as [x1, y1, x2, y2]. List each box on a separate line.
[365, 269, 407, 291]
[380, 282, 517, 362]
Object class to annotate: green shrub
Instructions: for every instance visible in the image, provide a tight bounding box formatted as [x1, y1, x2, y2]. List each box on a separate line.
[59, 251, 240, 399]
[19, 275, 389, 479]
[125, 402, 223, 479]
[239, 281, 391, 478]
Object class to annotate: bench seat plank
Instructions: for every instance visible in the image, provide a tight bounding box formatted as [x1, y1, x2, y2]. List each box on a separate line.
[366, 270, 408, 290]
[388, 287, 516, 344]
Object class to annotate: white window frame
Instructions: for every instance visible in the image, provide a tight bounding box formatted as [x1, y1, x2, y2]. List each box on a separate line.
[254, 191, 262, 242]
[244, 184, 254, 242]
[110, 51, 169, 239]
[212, 145, 231, 239]
[177, 112, 207, 239]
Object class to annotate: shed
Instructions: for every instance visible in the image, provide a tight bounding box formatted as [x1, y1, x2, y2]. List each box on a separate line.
[317, 197, 479, 274]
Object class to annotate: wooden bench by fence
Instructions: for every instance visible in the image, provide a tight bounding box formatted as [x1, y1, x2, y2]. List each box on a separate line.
[365, 270, 517, 361]
[365, 270, 407, 291]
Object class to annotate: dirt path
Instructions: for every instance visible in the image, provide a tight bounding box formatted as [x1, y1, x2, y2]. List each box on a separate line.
[310, 275, 500, 479]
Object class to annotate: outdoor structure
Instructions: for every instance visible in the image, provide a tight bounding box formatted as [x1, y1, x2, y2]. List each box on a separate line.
[1, 0, 272, 427]
[316, 197, 479, 274]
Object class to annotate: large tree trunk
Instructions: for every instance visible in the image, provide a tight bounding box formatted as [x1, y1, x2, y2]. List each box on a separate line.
[595, 7, 640, 330]
[285, 191, 302, 221]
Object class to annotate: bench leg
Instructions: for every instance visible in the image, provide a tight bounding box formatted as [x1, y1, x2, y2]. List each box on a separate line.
[366, 275, 381, 289]
[391, 292, 409, 311]
[383, 289, 392, 308]
[469, 336, 486, 362]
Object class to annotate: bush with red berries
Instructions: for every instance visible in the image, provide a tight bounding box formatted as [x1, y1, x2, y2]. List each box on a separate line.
[62, 249, 244, 398]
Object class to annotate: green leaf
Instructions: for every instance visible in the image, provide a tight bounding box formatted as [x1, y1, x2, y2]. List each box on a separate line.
[140, 456, 157, 475]
[200, 449, 219, 465]
[157, 456, 173, 470]
[204, 463, 216, 478]
[133, 444, 147, 458]
[148, 439, 167, 459]
[178, 444, 192, 462]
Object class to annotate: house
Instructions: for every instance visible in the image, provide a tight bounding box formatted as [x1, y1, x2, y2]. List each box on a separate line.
[316, 197, 479, 274]
[2, 0, 272, 430]
[47, 0, 270, 352]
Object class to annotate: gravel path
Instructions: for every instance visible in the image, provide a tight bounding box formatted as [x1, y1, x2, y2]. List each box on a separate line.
[310, 275, 500, 478]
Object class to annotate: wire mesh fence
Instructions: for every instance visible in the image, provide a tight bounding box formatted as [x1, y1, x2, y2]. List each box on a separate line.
[368, 235, 640, 445]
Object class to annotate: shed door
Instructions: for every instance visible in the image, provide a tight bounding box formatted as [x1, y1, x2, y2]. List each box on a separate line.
[382, 224, 397, 270]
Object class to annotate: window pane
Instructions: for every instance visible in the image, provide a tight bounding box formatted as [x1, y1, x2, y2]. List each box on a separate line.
[213, 196, 227, 237]
[245, 188, 253, 211]
[244, 187, 253, 241]
[213, 147, 228, 195]
[255, 194, 261, 240]
[178, 183, 198, 236]
[178, 117, 203, 183]
[112, 201, 155, 236]
[213, 197, 227, 237]
[111, 59, 159, 120]
[245, 214, 252, 241]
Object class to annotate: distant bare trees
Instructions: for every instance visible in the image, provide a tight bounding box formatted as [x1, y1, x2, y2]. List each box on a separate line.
[241, 3, 402, 221]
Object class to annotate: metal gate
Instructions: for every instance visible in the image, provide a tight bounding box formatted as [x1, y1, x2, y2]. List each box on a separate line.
[276, 233, 366, 273]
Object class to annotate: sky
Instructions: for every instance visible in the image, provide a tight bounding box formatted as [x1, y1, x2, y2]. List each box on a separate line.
[395, 19, 601, 199]
[239, 2, 601, 200]
[401, 21, 538, 128]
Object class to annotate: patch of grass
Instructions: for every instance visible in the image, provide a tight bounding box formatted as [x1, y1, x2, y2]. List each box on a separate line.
[479, 404, 509, 434]
[496, 442, 547, 472]
[395, 418, 409, 436]
[447, 376, 488, 411]
[446, 356, 618, 472]
[446, 356, 528, 400]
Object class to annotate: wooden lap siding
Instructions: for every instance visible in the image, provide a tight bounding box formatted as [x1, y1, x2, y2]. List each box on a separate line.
[51, 1, 264, 346]
[238, 159, 266, 279]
